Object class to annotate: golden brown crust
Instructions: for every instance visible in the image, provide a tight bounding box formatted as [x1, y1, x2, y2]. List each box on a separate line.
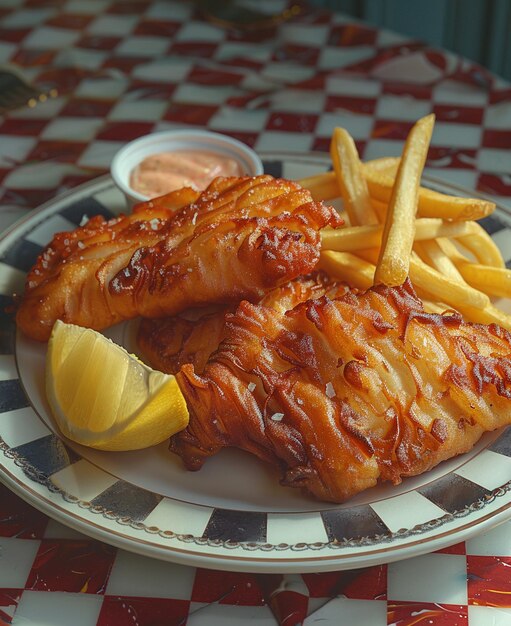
[174, 280, 511, 502]
[137, 272, 350, 375]
[16, 176, 342, 341]
[137, 306, 227, 376]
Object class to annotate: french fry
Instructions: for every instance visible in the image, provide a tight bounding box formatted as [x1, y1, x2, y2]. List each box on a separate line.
[435, 237, 470, 264]
[456, 223, 505, 268]
[438, 225, 505, 269]
[320, 218, 475, 253]
[356, 248, 380, 265]
[374, 114, 435, 286]
[417, 219, 477, 241]
[453, 301, 511, 331]
[363, 166, 495, 221]
[299, 171, 339, 201]
[409, 253, 490, 310]
[298, 153, 400, 205]
[300, 166, 495, 221]
[421, 299, 452, 314]
[319, 249, 490, 311]
[320, 225, 381, 252]
[416, 219, 503, 270]
[414, 239, 465, 283]
[298, 158, 399, 203]
[370, 197, 388, 222]
[318, 251, 374, 290]
[363, 157, 400, 172]
[433, 237, 509, 298]
[453, 263, 511, 299]
[330, 127, 378, 226]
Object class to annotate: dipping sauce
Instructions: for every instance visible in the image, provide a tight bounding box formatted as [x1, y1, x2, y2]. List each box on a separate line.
[130, 150, 243, 198]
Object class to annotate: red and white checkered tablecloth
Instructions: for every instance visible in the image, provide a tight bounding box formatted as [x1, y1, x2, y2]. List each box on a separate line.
[2, 484, 511, 626]
[1, 1, 511, 625]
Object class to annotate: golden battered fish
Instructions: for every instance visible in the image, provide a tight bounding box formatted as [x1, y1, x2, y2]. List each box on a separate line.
[173, 280, 511, 502]
[16, 176, 342, 341]
[137, 272, 350, 375]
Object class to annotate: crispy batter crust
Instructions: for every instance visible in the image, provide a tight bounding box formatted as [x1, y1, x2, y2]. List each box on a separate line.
[137, 272, 349, 375]
[16, 176, 342, 341]
[174, 280, 511, 502]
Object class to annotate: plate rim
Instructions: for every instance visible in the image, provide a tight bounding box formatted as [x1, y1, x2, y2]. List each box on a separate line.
[1, 458, 511, 574]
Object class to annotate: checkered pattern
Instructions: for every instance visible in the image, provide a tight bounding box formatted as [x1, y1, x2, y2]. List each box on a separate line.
[2, 482, 511, 626]
[0, 0, 509, 216]
[1, 1, 511, 624]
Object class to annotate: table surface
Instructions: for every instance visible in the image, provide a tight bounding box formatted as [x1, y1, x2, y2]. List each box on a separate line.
[1, 1, 511, 625]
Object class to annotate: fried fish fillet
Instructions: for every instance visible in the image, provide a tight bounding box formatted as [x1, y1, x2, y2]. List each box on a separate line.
[137, 272, 350, 375]
[16, 175, 342, 341]
[173, 280, 511, 502]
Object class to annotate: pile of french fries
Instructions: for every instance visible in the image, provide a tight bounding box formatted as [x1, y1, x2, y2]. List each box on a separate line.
[298, 114, 511, 330]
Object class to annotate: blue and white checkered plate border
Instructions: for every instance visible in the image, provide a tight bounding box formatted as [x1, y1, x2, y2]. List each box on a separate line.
[1, 153, 511, 574]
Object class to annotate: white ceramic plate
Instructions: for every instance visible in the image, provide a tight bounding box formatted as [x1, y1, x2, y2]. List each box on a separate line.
[1, 153, 511, 573]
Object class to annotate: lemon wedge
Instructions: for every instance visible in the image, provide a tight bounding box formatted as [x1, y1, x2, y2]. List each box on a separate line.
[46, 320, 189, 451]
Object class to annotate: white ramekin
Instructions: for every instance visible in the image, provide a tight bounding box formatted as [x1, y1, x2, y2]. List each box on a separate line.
[110, 129, 264, 207]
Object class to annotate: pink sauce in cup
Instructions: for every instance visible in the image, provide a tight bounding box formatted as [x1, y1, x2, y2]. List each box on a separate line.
[130, 150, 243, 198]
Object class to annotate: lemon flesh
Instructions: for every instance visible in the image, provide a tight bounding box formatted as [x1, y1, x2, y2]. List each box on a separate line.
[46, 320, 189, 451]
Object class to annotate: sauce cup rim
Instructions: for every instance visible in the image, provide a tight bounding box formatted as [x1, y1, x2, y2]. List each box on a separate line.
[110, 129, 264, 206]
